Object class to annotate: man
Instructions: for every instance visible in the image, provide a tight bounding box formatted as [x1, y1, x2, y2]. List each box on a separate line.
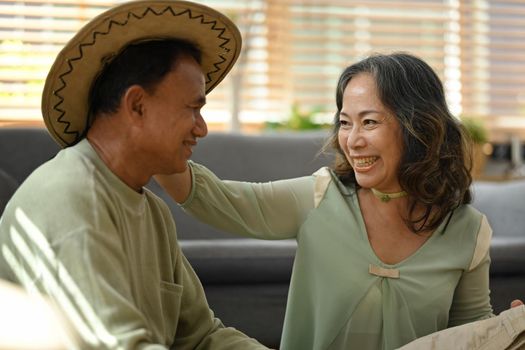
[0, 1, 267, 349]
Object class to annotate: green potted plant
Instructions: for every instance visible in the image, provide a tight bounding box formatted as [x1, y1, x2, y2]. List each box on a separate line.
[265, 103, 330, 131]
[461, 117, 490, 178]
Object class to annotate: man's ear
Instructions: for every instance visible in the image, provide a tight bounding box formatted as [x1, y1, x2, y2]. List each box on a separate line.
[122, 85, 146, 122]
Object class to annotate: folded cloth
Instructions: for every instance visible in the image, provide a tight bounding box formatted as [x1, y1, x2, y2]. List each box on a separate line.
[397, 305, 525, 350]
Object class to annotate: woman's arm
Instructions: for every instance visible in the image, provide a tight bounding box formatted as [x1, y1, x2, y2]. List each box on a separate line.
[448, 215, 494, 326]
[155, 165, 192, 204]
[159, 162, 318, 240]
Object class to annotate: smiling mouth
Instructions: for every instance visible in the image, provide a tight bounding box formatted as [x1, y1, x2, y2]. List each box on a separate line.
[183, 140, 197, 149]
[353, 156, 378, 168]
[182, 141, 196, 157]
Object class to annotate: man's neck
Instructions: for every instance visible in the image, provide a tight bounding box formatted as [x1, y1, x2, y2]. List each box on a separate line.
[86, 121, 149, 193]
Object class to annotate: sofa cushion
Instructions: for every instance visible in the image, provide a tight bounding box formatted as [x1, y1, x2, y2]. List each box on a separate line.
[180, 239, 296, 284]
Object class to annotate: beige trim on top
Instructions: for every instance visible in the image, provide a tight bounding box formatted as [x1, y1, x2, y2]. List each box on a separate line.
[313, 167, 332, 208]
[468, 215, 493, 271]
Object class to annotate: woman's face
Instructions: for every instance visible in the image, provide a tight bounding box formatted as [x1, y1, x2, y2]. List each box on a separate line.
[337, 73, 404, 192]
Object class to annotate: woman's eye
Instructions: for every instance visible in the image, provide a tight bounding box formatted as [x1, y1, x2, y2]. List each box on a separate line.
[363, 119, 378, 128]
[339, 120, 351, 127]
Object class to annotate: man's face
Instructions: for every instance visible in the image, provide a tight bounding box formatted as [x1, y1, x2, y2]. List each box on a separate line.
[139, 55, 207, 174]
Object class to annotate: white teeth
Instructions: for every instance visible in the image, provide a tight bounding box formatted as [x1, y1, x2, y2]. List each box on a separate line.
[354, 157, 377, 167]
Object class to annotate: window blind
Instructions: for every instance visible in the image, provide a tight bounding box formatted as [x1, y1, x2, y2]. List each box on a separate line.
[459, 0, 525, 141]
[0, 0, 524, 139]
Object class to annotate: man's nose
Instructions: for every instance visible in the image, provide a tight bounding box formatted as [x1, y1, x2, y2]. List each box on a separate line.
[193, 112, 208, 138]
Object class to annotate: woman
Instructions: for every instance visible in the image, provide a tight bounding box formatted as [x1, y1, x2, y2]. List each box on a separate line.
[156, 53, 496, 349]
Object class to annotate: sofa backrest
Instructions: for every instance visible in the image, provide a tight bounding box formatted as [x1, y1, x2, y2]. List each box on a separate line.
[0, 127, 60, 216]
[0, 127, 60, 184]
[0, 169, 18, 216]
[472, 180, 525, 238]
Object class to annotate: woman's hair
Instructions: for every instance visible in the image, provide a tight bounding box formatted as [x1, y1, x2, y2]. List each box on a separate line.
[327, 52, 473, 233]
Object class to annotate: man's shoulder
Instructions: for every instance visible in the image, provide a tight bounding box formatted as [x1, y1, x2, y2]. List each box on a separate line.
[22, 147, 92, 191]
[5, 145, 104, 221]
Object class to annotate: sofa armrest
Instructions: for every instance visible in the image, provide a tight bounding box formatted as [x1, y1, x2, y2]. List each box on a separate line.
[490, 236, 525, 275]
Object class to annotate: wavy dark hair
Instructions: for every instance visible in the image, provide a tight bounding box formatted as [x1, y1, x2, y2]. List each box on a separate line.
[327, 52, 473, 233]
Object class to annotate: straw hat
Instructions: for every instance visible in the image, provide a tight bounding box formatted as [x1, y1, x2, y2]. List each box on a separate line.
[42, 0, 241, 147]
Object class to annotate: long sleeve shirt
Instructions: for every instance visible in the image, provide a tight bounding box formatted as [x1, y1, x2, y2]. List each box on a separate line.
[182, 162, 494, 350]
[0, 140, 267, 350]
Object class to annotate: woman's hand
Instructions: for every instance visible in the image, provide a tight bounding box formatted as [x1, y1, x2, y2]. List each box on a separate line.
[510, 299, 524, 308]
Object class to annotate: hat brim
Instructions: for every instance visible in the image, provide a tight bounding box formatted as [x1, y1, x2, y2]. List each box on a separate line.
[42, 0, 241, 147]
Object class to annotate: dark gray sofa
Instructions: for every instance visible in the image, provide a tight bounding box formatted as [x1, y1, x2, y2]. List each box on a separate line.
[1, 126, 525, 348]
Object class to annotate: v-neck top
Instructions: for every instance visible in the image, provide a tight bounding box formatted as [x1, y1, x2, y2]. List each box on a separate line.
[182, 162, 494, 350]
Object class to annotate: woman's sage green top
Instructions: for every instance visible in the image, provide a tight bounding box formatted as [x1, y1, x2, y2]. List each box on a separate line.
[182, 162, 494, 350]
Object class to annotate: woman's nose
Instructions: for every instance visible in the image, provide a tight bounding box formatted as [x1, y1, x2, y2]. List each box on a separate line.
[346, 127, 365, 149]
